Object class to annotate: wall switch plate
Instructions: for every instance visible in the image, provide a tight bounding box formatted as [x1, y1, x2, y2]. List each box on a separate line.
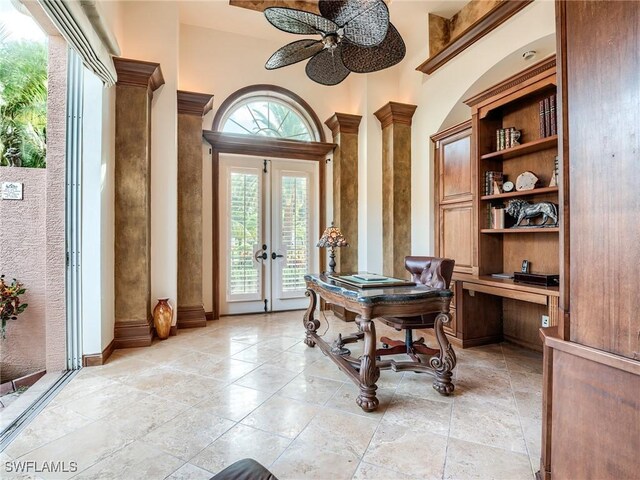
[542, 315, 550, 328]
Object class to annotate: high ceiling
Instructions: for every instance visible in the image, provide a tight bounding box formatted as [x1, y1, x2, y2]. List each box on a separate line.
[178, 0, 468, 59]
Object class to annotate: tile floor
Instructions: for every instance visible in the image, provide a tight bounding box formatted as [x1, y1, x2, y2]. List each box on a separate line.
[2, 311, 543, 479]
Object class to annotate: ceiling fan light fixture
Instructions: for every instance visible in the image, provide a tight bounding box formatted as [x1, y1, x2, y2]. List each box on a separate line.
[263, 0, 405, 85]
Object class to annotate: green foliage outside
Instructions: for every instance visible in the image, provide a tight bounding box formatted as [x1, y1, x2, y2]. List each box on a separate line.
[0, 24, 47, 168]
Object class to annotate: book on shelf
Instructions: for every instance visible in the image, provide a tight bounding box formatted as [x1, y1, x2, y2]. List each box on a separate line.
[491, 272, 514, 279]
[484, 171, 504, 195]
[539, 94, 558, 138]
[550, 94, 557, 136]
[491, 206, 505, 229]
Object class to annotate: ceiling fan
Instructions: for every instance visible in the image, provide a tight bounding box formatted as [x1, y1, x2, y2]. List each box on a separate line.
[264, 0, 405, 86]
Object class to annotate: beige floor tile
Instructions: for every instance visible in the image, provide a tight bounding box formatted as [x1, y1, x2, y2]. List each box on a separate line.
[302, 356, 352, 382]
[513, 390, 542, 421]
[73, 440, 184, 480]
[47, 374, 118, 407]
[270, 438, 359, 480]
[190, 424, 291, 474]
[166, 463, 213, 480]
[196, 384, 272, 421]
[230, 345, 283, 364]
[361, 421, 448, 479]
[90, 356, 156, 382]
[66, 383, 149, 420]
[444, 437, 534, 480]
[167, 351, 231, 377]
[384, 393, 452, 436]
[520, 415, 542, 469]
[118, 365, 192, 392]
[100, 395, 189, 440]
[233, 364, 299, 393]
[276, 373, 344, 405]
[150, 374, 228, 407]
[449, 398, 527, 454]
[5, 404, 94, 458]
[240, 395, 320, 438]
[285, 341, 325, 358]
[296, 407, 379, 459]
[266, 350, 320, 373]
[325, 384, 394, 418]
[141, 409, 235, 461]
[205, 359, 258, 383]
[352, 461, 417, 480]
[15, 419, 135, 479]
[395, 371, 455, 403]
[259, 335, 303, 352]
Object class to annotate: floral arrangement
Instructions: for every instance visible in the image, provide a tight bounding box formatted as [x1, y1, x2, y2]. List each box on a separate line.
[0, 275, 28, 339]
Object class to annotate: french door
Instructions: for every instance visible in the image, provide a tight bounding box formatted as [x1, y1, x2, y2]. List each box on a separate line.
[219, 153, 319, 315]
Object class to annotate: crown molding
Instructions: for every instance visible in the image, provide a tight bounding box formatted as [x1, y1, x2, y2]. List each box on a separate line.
[177, 91, 214, 117]
[373, 102, 418, 129]
[114, 57, 164, 92]
[324, 113, 362, 137]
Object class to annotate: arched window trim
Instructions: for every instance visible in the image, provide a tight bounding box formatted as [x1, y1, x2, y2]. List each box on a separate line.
[212, 85, 326, 143]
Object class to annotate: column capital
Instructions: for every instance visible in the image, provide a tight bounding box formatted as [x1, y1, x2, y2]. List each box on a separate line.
[114, 57, 165, 92]
[177, 91, 214, 117]
[373, 102, 417, 129]
[325, 113, 362, 137]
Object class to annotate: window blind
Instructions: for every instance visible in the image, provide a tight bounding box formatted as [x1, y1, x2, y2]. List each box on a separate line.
[37, 0, 119, 85]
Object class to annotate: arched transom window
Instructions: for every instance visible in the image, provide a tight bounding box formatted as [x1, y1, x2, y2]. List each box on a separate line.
[218, 89, 320, 142]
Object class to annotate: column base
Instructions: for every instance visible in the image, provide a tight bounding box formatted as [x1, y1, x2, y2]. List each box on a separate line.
[114, 320, 153, 349]
[177, 304, 207, 329]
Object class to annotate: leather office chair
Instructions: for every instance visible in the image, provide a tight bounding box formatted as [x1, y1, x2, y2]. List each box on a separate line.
[377, 256, 455, 361]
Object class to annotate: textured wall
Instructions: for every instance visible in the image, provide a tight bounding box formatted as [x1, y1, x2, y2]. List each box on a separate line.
[332, 131, 359, 273]
[382, 124, 412, 279]
[114, 85, 152, 325]
[177, 114, 204, 308]
[45, 35, 67, 373]
[0, 168, 47, 381]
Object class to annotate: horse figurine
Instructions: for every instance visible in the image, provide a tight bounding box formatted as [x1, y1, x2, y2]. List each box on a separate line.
[505, 199, 558, 227]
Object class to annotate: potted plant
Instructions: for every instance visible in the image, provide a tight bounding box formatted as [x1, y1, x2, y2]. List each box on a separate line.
[0, 275, 28, 339]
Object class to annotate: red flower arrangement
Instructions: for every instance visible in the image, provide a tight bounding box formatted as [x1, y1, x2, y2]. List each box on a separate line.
[0, 275, 28, 339]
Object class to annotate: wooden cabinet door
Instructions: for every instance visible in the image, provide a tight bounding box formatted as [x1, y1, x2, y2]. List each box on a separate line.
[436, 124, 473, 204]
[439, 202, 474, 273]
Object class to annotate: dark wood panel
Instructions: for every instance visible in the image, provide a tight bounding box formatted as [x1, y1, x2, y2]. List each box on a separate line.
[565, 0, 640, 358]
[502, 299, 545, 351]
[441, 134, 472, 202]
[440, 203, 474, 273]
[551, 348, 640, 479]
[416, 1, 534, 75]
[457, 289, 502, 345]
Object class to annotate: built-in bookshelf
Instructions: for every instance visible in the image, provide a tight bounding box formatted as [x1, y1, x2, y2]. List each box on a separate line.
[432, 56, 560, 351]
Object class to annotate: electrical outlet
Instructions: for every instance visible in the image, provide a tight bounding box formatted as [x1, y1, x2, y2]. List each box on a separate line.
[541, 315, 550, 328]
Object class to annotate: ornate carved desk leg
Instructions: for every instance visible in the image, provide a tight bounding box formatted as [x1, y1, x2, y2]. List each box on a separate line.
[355, 314, 380, 412]
[430, 312, 457, 395]
[303, 288, 320, 347]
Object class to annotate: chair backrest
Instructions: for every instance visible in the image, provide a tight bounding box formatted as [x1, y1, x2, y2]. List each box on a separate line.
[405, 256, 455, 290]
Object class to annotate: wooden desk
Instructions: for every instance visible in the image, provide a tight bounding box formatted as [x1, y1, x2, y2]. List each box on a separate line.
[449, 273, 560, 350]
[303, 274, 456, 412]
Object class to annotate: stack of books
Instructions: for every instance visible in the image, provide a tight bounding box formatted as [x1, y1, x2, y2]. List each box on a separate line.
[539, 94, 557, 137]
[484, 171, 504, 195]
[495, 127, 518, 151]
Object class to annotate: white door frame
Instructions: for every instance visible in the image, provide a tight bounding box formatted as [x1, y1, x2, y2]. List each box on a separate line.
[218, 153, 319, 315]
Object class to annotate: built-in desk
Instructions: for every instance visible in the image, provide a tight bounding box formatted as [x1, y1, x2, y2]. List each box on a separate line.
[447, 273, 559, 350]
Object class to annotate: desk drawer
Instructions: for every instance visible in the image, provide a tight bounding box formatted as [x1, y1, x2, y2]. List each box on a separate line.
[462, 282, 547, 305]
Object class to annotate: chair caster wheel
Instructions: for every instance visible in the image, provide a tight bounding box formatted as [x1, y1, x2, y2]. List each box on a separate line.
[382, 343, 389, 349]
[376, 356, 381, 361]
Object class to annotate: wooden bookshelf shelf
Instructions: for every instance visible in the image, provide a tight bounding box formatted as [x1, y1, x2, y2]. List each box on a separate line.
[481, 135, 557, 161]
[481, 186, 558, 201]
[481, 227, 559, 234]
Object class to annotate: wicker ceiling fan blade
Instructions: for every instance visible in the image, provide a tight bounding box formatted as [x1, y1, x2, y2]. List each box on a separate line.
[319, 0, 389, 46]
[266, 39, 324, 70]
[342, 23, 405, 73]
[264, 7, 338, 36]
[305, 47, 350, 85]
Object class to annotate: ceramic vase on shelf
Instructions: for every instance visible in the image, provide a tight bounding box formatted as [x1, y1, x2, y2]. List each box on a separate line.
[153, 298, 173, 340]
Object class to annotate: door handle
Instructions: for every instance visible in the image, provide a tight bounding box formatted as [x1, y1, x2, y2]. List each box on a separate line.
[255, 248, 268, 261]
[271, 252, 284, 260]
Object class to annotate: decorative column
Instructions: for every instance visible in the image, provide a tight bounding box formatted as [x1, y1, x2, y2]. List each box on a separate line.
[113, 58, 164, 348]
[177, 91, 214, 330]
[373, 102, 417, 279]
[324, 113, 361, 273]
